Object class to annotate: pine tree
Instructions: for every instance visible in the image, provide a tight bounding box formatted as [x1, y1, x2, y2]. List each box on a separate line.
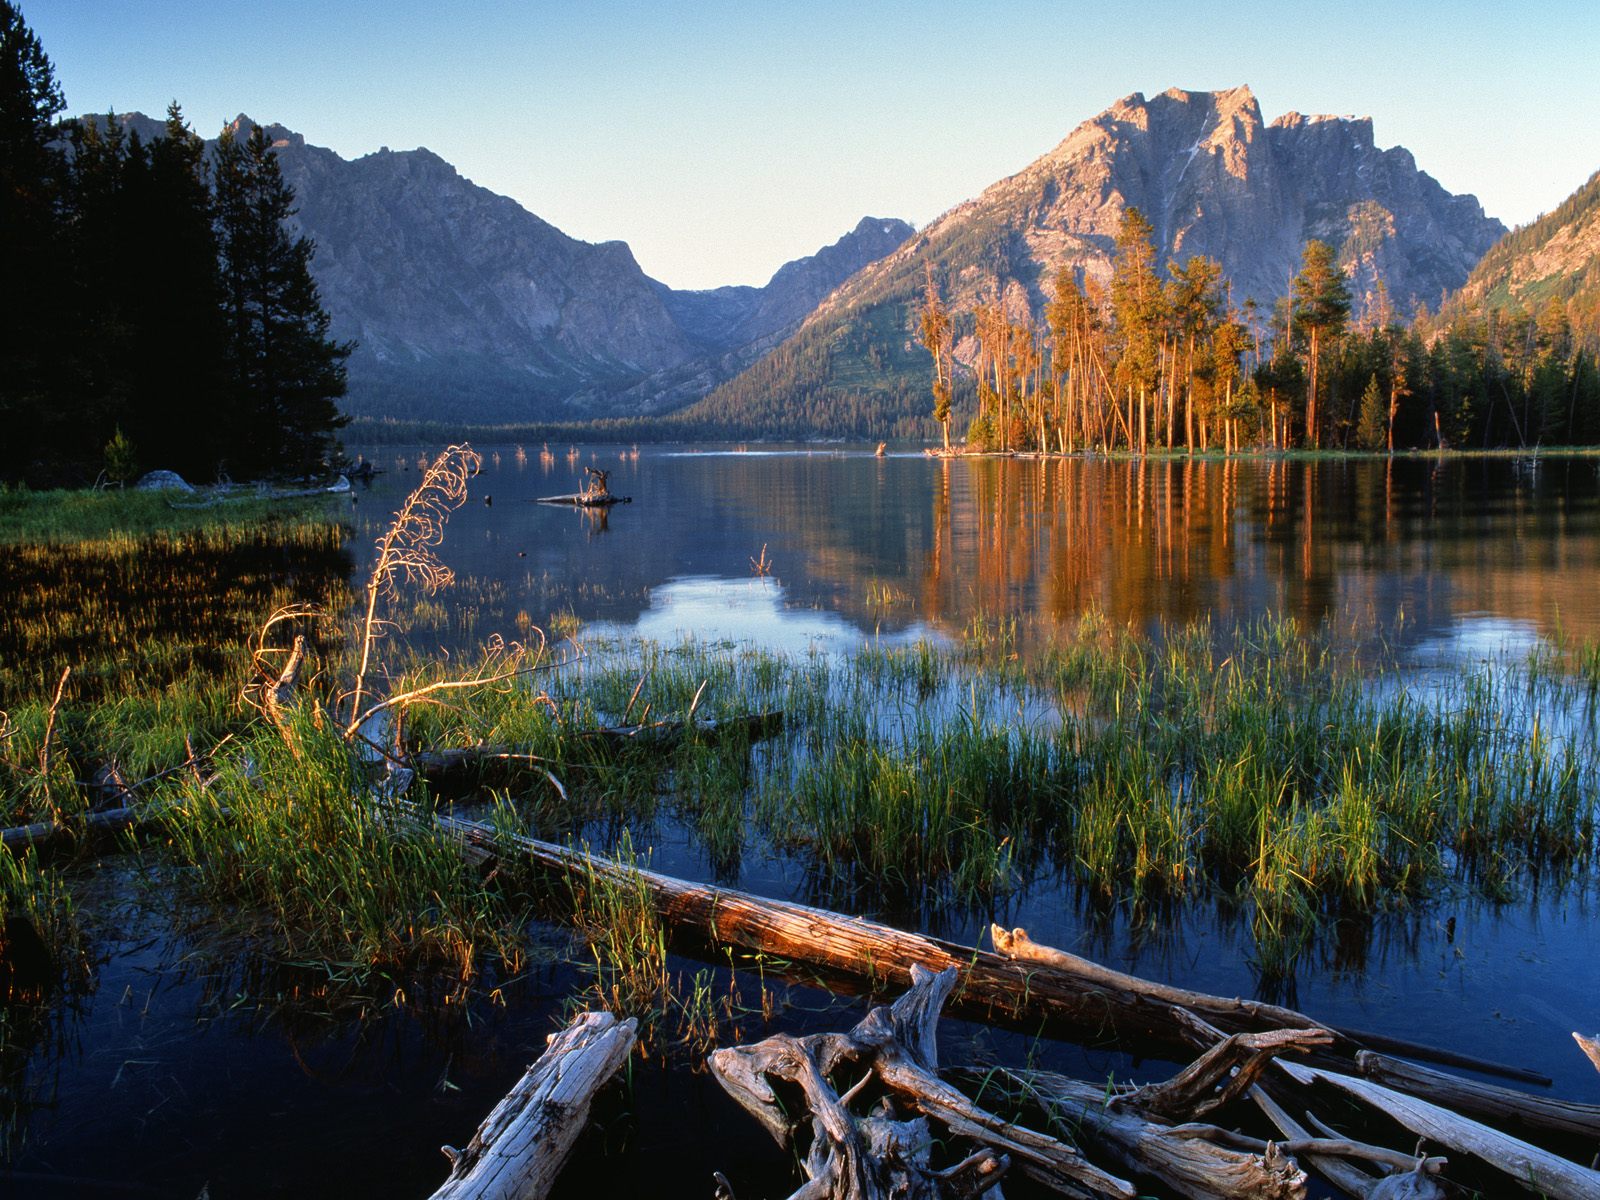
[131, 104, 230, 475]
[1356, 373, 1387, 451]
[1110, 208, 1162, 453]
[1, 0, 71, 478]
[215, 120, 349, 476]
[1291, 240, 1352, 449]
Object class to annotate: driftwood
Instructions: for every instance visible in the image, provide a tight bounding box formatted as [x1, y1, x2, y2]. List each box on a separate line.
[711, 964, 1123, 1200]
[535, 492, 632, 507]
[1250, 1085, 1404, 1199]
[262, 634, 306, 740]
[1356, 1049, 1600, 1141]
[973, 1064, 1311, 1200]
[713, 965, 1339, 1200]
[432, 816, 1547, 1086]
[429, 1010, 637, 1200]
[988, 925, 1546, 1086]
[1276, 1059, 1600, 1200]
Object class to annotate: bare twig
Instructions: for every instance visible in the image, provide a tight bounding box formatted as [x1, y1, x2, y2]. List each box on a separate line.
[347, 444, 481, 733]
[39, 666, 71, 782]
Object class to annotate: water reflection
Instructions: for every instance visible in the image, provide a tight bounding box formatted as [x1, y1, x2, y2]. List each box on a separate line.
[351, 447, 1600, 658]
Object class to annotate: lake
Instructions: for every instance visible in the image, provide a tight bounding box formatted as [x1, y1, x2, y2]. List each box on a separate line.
[350, 445, 1600, 656]
[8, 445, 1600, 1197]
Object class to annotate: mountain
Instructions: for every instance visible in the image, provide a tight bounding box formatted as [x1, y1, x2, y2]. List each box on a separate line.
[98, 113, 912, 426]
[1452, 167, 1600, 339]
[682, 85, 1507, 439]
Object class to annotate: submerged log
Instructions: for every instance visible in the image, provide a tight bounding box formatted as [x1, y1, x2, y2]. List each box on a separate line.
[989, 925, 1547, 1087]
[535, 492, 631, 507]
[429, 1010, 637, 1200]
[412, 712, 784, 780]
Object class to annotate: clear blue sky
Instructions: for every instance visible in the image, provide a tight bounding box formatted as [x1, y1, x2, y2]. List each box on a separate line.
[24, 0, 1600, 291]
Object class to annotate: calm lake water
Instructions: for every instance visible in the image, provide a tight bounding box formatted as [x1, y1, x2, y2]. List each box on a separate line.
[9, 445, 1600, 1197]
[351, 445, 1600, 656]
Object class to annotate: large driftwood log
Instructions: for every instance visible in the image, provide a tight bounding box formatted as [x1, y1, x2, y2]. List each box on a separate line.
[1276, 1059, 1600, 1200]
[429, 1010, 637, 1200]
[433, 813, 1539, 1088]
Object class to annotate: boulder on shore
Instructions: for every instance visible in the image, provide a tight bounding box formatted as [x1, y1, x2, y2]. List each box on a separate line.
[134, 470, 196, 493]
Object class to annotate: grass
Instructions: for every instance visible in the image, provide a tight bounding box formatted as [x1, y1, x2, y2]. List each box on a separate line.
[152, 710, 532, 998]
[0, 487, 351, 827]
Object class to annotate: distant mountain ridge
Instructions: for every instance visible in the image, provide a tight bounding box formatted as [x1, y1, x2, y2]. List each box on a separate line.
[682, 85, 1508, 438]
[1453, 166, 1600, 339]
[99, 111, 913, 426]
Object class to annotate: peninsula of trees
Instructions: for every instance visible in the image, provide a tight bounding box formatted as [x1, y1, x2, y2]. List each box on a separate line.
[1, 1, 349, 486]
[916, 208, 1600, 454]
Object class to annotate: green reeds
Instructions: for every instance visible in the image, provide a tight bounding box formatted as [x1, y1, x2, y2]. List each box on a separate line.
[155, 710, 528, 995]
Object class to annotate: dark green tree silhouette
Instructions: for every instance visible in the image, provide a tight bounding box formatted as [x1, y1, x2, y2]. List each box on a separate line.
[215, 120, 349, 476]
[1, 0, 72, 478]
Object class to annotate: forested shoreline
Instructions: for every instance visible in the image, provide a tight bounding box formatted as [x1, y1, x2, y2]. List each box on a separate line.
[913, 209, 1600, 456]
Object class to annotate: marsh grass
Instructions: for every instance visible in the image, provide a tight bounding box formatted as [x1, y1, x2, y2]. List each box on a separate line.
[154, 709, 531, 997]
[0, 491, 350, 827]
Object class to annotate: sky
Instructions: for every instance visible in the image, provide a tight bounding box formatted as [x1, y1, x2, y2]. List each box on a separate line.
[24, 0, 1600, 291]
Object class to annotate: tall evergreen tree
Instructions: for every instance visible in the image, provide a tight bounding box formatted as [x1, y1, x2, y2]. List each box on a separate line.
[1291, 240, 1351, 449]
[214, 120, 348, 476]
[1110, 208, 1162, 452]
[130, 104, 230, 475]
[1356, 373, 1387, 451]
[1, 0, 72, 478]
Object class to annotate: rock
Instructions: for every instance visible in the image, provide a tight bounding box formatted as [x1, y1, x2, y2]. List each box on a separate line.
[133, 470, 195, 492]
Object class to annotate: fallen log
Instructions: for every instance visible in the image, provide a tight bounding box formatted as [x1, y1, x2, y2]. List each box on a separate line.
[1356, 1049, 1600, 1142]
[432, 814, 1538, 1088]
[1248, 1086, 1397, 1200]
[966, 1065, 1311, 1200]
[1, 804, 141, 851]
[1275, 1059, 1600, 1200]
[429, 1010, 637, 1200]
[989, 925, 1547, 1087]
[411, 711, 784, 780]
[714, 964, 1336, 1200]
[535, 492, 631, 507]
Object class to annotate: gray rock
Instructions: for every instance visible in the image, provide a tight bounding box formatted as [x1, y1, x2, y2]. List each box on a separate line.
[133, 470, 195, 492]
